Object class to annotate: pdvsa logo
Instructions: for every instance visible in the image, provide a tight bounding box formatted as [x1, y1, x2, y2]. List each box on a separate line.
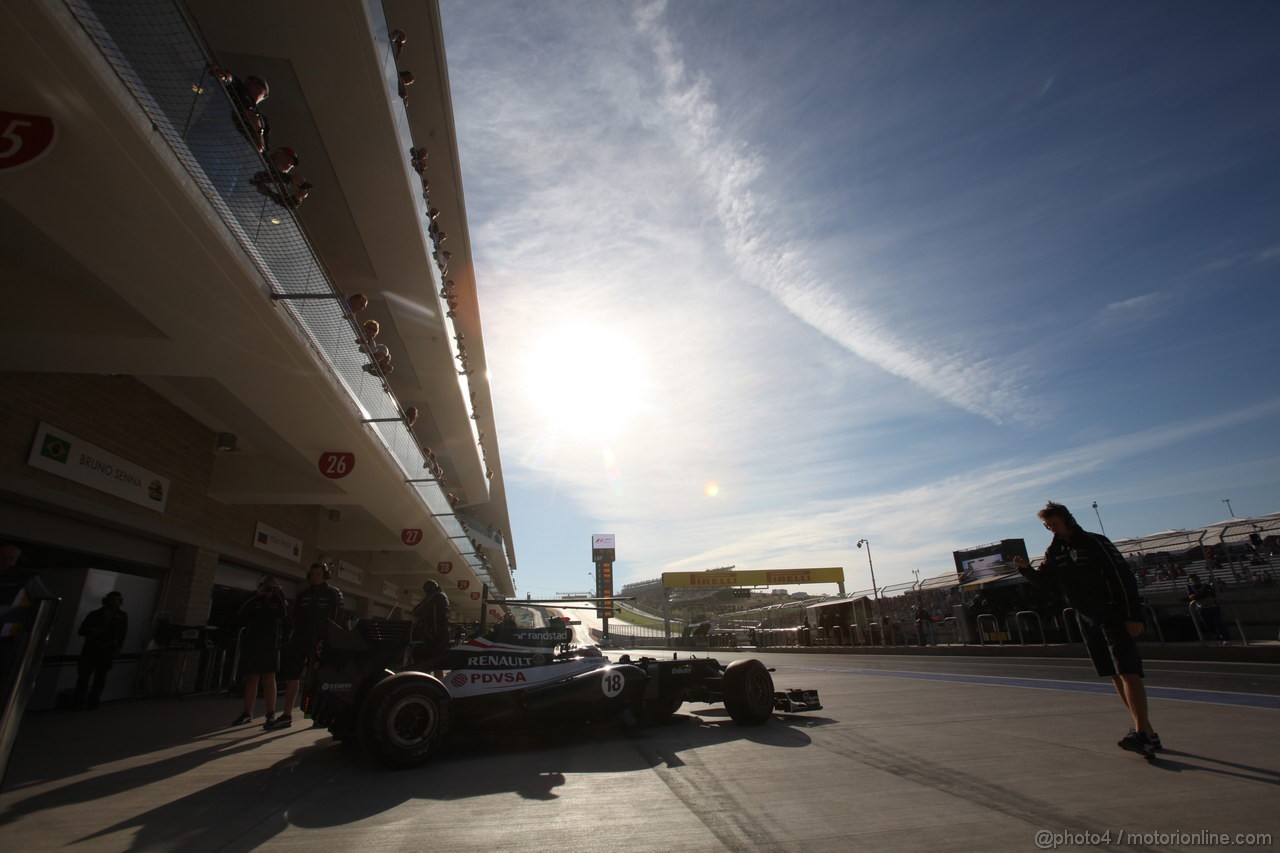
[469, 671, 527, 685]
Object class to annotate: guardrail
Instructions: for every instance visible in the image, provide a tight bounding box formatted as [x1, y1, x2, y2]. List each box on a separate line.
[1061, 608, 1080, 643]
[1012, 610, 1046, 646]
[1186, 601, 1248, 646]
[975, 613, 1003, 645]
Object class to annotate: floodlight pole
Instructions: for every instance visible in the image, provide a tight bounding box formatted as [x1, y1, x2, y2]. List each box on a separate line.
[1092, 501, 1106, 537]
[1223, 499, 1235, 518]
[856, 538, 880, 624]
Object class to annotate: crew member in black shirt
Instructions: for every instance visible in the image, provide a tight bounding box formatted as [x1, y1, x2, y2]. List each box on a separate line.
[267, 561, 343, 730]
[1014, 501, 1162, 757]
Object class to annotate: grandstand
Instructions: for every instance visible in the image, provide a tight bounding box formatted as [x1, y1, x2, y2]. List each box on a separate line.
[608, 512, 1279, 647]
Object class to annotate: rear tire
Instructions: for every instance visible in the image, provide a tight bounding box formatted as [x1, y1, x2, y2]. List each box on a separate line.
[722, 659, 774, 725]
[362, 679, 450, 768]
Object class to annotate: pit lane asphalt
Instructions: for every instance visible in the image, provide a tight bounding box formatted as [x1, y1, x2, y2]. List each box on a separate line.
[2, 651, 1277, 852]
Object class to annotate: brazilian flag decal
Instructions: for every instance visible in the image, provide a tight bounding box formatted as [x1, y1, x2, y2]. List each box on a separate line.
[40, 433, 70, 464]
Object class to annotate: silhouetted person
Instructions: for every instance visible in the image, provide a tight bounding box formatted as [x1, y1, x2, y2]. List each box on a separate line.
[411, 579, 450, 674]
[74, 591, 127, 710]
[1186, 572, 1228, 643]
[267, 562, 343, 730]
[1014, 501, 1161, 757]
[230, 578, 288, 726]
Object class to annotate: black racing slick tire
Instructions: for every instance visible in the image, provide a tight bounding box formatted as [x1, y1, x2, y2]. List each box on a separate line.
[362, 678, 451, 768]
[722, 659, 774, 725]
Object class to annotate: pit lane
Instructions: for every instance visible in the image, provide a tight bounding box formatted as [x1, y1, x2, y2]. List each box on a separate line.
[2, 651, 1277, 851]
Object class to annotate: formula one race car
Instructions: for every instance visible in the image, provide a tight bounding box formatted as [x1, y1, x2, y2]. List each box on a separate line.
[303, 618, 823, 768]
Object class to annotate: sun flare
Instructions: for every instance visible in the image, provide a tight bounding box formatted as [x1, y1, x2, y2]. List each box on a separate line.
[521, 323, 651, 440]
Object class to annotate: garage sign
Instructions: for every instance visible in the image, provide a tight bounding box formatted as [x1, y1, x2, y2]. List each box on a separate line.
[0, 111, 56, 171]
[318, 452, 354, 479]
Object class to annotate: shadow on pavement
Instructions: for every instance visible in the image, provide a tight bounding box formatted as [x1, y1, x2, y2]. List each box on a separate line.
[1147, 749, 1280, 785]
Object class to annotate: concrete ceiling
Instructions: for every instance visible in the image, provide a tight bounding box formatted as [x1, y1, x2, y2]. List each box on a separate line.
[0, 0, 516, 598]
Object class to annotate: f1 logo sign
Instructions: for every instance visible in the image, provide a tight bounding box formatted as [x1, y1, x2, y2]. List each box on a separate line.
[318, 452, 354, 479]
[457, 579, 470, 591]
[437, 561, 453, 574]
[401, 529, 423, 546]
[0, 112, 57, 171]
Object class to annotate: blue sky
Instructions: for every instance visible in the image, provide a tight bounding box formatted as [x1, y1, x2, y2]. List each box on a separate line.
[439, 1, 1280, 598]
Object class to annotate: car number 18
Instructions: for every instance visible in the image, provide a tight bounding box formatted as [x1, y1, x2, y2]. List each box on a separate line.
[601, 671, 624, 698]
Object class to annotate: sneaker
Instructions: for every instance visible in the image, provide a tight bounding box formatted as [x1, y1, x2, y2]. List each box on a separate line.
[1126, 728, 1162, 751]
[1118, 730, 1156, 758]
[265, 715, 293, 731]
[230, 712, 252, 726]
[262, 712, 276, 729]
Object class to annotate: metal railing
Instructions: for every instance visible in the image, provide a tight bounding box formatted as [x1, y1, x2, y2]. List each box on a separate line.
[975, 613, 1003, 645]
[1011, 610, 1046, 646]
[1061, 608, 1081, 643]
[64, 0, 494, 582]
[1, 598, 59, 789]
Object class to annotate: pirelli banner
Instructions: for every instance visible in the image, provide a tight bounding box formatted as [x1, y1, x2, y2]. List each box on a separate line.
[661, 567, 845, 589]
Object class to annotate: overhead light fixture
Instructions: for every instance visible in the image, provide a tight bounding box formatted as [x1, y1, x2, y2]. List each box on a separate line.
[215, 432, 238, 452]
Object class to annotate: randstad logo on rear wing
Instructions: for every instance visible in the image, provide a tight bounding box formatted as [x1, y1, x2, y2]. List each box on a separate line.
[509, 630, 565, 644]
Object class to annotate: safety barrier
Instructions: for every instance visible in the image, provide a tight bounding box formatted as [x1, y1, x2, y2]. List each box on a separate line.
[1061, 608, 1081, 643]
[1141, 603, 1165, 643]
[1012, 611, 1046, 646]
[975, 613, 1004, 645]
[1186, 601, 1247, 646]
[940, 617, 959, 646]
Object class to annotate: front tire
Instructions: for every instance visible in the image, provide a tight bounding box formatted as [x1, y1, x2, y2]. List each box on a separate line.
[722, 659, 774, 725]
[362, 679, 450, 768]
[642, 692, 685, 725]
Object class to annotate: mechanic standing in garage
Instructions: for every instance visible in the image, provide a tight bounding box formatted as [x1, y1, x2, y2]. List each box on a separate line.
[1013, 502, 1161, 758]
[266, 561, 343, 730]
[411, 579, 450, 676]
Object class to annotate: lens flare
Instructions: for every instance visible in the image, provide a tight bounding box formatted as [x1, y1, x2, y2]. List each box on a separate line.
[705, 482, 720, 497]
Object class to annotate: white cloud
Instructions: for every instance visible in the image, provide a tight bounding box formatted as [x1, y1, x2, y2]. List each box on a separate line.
[1098, 290, 1171, 325]
[631, 2, 1034, 426]
[624, 398, 1280, 585]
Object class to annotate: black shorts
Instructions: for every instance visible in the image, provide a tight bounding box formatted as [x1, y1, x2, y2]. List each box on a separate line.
[278, 641, 315, 681]
[239, 643, 279, 676]
[1079, 616, 1144, 678]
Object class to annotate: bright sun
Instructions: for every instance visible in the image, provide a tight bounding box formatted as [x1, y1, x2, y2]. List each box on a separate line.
[521, 323, 651, 439]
